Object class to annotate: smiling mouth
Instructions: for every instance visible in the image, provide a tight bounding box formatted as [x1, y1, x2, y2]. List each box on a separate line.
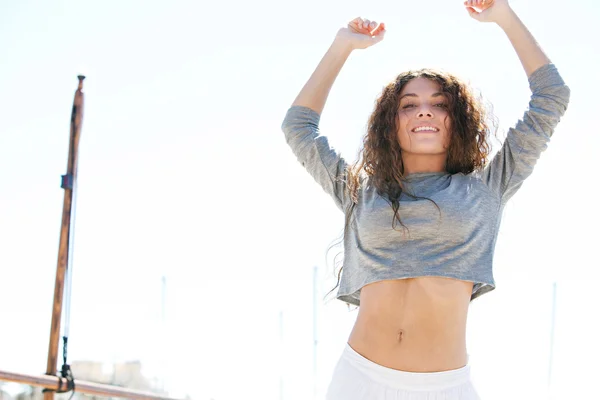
[411, 127, 440, 133]
[411, 125, 440, 133]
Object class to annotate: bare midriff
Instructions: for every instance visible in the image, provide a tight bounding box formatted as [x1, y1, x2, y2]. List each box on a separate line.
[347, 276, 474, 373]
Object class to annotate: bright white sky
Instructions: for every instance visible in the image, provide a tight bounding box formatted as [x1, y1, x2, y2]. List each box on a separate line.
[1, 1, 599, 399]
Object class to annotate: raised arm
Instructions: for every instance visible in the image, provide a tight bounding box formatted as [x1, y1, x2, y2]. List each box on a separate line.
[466, 0, 570, 204]
[291, 18, 386, 113]
[281, 18, 386, 211]
[465, 0, 550, 77]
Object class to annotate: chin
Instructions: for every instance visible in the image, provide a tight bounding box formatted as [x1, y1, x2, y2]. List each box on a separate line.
[409, 146, 447, 154]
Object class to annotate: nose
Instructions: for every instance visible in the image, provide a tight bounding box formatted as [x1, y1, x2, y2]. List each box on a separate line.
[417, 105, 434, 118]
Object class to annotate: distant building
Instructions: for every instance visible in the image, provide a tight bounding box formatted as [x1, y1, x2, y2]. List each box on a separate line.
[70, 360, 154, 392]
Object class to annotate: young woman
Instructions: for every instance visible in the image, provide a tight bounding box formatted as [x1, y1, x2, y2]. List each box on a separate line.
[281, 0, 569, 399]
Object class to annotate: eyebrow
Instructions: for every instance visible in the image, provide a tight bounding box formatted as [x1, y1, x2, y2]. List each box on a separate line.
[399, 92, 445, 100]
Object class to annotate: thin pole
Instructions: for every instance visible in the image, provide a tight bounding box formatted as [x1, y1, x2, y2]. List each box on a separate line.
[161, 275, 167, 392]
[547, 281, 557, 391]
[279, 310, 284, 400]
[44, 76, 85, 400]
[312, 265, 318, 400]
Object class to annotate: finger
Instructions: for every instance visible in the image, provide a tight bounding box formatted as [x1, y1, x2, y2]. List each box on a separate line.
[349, 18, 365, 33]
[355, 25, 369, 34]
[370, 29, 386, 44]
[350, 17, 363, 28]
[350, 17, 364, 29]
[362, 19, 371, 30]
[369, 21, 377, 31]
[478, 0, 492, 11]
[350, 17, 369, 33]
[372, 22, 386, 35]
[465, 6, 479, 19]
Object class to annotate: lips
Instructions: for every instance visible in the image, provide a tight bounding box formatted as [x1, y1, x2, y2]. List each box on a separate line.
[411, 125, 440, 133]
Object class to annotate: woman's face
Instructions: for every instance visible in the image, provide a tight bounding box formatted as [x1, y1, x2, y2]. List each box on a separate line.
[396, 77, 452, 156]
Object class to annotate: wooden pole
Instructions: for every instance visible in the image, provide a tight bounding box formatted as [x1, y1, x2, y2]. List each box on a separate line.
[0, 369, 186, 400]
[44, 76, 85, 400]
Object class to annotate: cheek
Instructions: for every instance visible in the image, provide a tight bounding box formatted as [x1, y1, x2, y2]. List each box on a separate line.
[396, 113, 411, 141]
[397, 111, 408, 126]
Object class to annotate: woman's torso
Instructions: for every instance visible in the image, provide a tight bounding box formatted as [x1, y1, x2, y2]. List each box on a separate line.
[347, 276, 473, 373]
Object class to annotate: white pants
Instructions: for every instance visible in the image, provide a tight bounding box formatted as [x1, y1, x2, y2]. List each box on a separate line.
[326, 343, 481, 400]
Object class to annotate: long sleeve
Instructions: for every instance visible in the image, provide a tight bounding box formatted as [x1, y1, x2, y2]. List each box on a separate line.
[281, 105, 350, 212]
[480, 63, 570, 205]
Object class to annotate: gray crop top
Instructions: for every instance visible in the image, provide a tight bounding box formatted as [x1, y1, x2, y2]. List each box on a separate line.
[281, 63, 570, 306]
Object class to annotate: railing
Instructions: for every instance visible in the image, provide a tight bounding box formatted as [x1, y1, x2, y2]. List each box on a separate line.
[0, 369, 183, 400]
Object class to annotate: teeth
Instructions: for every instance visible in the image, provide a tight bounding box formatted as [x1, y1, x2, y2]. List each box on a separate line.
[413, 126, 438, 132]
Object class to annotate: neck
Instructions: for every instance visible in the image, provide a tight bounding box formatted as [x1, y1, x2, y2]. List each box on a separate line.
[402, 153, 447, 175]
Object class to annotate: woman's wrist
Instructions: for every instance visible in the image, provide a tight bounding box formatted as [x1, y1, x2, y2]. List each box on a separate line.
[332, 31, 358, 54]
[494, 6, 518, 31]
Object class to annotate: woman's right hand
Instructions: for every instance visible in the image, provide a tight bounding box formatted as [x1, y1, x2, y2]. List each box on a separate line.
[335, 17, 386, 50]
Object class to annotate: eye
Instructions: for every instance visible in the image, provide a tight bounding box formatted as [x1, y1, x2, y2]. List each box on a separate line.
[401, 104, 415, 109]
[434, 103, 447, 108]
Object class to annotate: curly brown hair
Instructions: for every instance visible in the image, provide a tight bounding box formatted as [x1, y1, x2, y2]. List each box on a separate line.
[325, 68, 497, 304]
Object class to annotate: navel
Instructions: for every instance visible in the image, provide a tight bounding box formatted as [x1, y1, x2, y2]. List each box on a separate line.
[397, 329, 405, 342]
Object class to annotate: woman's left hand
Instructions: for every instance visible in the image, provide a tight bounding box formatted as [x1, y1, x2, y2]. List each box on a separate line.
[464, 0, 514, 24]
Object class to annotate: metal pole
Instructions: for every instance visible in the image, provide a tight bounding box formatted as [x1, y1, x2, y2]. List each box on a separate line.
[547, 281, 557, 391]
[313, 265, 318, 400]
[161, 275, 167, 392]
[44, 76, 85, 400]
[279, 310, 284, 400]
